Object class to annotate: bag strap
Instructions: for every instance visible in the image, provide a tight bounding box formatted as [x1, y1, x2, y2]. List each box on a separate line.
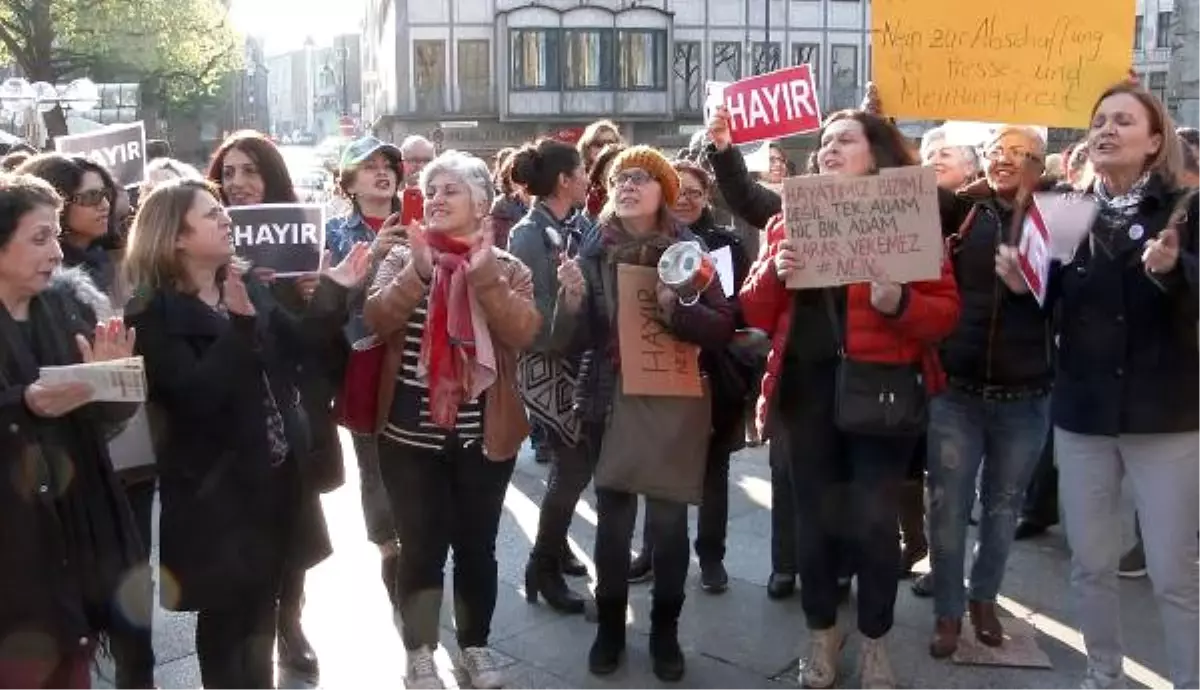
[945, 205, 979, 255]
[822, 290, 845, 358]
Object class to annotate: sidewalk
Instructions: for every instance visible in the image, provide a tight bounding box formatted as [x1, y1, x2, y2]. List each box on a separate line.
[100, 431, 1173, 689]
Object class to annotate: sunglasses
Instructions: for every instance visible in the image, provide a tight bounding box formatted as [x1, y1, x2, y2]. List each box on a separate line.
[71, 189, 110, 207]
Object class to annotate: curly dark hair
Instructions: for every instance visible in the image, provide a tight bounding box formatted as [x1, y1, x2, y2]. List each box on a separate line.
[206, 130, 297, 205]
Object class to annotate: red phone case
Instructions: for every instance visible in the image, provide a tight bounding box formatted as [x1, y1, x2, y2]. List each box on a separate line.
[402, 189, 424, 225]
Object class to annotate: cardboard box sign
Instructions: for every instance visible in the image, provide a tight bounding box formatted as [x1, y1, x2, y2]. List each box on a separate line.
[615, 264, 703, 398]
[228, 204, 327, 277]
[782, 166, 943, 290]
[54, 121, 148, 188]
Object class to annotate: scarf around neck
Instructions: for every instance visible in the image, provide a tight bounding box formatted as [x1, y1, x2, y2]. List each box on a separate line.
[1094, 172, 1151, 230]
[420, 232, 497, 429]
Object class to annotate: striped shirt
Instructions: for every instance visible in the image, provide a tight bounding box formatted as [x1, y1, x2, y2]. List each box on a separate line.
[382, 295, 484, 451]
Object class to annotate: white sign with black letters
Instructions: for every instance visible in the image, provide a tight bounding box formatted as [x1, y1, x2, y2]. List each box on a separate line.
[229, 204, 326, 276]
[54, 121, 147, 188]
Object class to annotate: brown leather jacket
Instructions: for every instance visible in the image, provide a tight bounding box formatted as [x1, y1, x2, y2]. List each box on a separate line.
[364, 243, 540, 460]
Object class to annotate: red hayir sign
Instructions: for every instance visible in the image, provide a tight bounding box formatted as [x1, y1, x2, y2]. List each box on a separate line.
[711, 65, 822, 145]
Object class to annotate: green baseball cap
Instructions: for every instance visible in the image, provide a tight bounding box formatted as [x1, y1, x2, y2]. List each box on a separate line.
[339, 136, 402, 171]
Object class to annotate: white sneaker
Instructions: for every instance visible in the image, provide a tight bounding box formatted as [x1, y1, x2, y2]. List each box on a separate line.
[404, 646, 444, 689]
[1080, 667, 1126, 689]
[798, 627, 845, 688]
[456, 646, 506, 689]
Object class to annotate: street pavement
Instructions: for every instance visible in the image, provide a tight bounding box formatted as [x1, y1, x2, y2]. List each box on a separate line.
[96, 429, 1175, 689]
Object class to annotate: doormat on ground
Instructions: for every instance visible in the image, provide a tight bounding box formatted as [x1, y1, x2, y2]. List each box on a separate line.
[951, 617, 1052, 668]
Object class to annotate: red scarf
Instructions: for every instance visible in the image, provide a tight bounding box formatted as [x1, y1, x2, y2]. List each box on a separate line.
[421, 233, 476, 428]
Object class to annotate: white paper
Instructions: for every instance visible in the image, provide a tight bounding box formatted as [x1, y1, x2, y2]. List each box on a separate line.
[740, 141, 772, 173]
[1017, 214, 1051, 306]
[39, 356, 147, 403]
[711, 246, 735, 297]
[703, 81, 728, 124]
[1033, 191, 1098, 263]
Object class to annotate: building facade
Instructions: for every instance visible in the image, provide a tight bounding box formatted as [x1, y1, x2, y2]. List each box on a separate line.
[362, 0, 872, 156]
[268, 35, 364, 141]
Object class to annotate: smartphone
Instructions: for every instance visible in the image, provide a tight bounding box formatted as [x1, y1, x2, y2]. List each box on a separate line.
[401, 187, 424, 226]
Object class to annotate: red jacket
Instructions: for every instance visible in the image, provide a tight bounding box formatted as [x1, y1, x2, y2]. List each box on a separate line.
[740, 214, 961, 436]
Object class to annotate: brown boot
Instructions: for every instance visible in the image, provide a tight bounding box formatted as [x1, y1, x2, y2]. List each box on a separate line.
[928, 617, 961, 659]
[968, 600, 1004, 647]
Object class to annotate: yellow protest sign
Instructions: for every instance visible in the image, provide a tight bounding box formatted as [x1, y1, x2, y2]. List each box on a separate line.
[871, 0, 1135, 127]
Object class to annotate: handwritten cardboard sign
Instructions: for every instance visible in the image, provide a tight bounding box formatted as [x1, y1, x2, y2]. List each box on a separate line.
[782, 166, 943, 289]
[703, 65, 822, 145]
[871, 1, 1135, 127]
[615, 264, 702, 397]
[1017, 202, 1051, 304]
[229, 204, 326, 276]
[54, 121, 147, 188]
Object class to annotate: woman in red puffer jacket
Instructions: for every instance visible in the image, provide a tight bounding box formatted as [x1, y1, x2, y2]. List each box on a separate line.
[734, 108, 960, 690]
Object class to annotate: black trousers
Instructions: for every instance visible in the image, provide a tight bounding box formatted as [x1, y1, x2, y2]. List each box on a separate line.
[532, 434, 595, 559]
[195, 588, 279, 689]
[596, 489, 690, 602]
[378, 437, 515, 650]
[780, 362, 913, 639]
[110, 478, 157, 689]
[769, 441, 798, 575]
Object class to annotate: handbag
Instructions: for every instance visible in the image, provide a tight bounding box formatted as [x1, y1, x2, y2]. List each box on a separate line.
[333, 335, 386, 434]
[594, 377, 712, 505]
[517, 351, 581, 446]
[824, 291, 928, 437]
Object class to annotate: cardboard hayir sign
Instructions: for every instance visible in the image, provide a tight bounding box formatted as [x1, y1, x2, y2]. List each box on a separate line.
[55, 121, 147, 188]
[782, 166, 943, 289]
[703, 65, 822, 145]
[615, 264, 703, 397]
[229, 204, 326, 276]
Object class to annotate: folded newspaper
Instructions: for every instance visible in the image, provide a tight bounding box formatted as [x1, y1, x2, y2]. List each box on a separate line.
[39, 356, 147, 403]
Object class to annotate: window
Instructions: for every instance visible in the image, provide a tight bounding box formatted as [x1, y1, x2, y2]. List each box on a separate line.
[1149, 71, 1168, 103]
[511, 29, 559, 90]
[1134, 15, 1144, 50]
[1157, 11, 1173, 48]
[751, 42, 781, 75]
[414, 40, 445, 114]
[830, 44, 858, 110]
[713, 42, 741, 82]
[672, 41, 703, 112]
[792, 42, 820, 82]
[457, 39, 490, 112]
[563, 30, 612, 89]
[618, 30, 667, 89]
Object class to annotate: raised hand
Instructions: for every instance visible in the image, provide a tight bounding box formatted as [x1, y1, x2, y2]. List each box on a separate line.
[325, 242, 373, 287]
[995, 245, 1030, 294]
[407, 224, 434, 281]
[1143, 226, 1180, 275]
[372, 212, 406, 261]
[76, 318, 136, 363]
[558, 256, 585, 312]
[224, 265, 257, 316]
[707, 105, 733, 152]
[468, 219, 496, 271]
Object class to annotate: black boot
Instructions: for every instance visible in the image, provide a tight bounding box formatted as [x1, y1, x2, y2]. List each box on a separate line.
[277, 585, 319, 681]
[649, 596, 686, 682]
[898, 480, 929, 578]
[561, 542, 588, 577]
[588, 596, 627, 675]
[525, 554, 586, 614]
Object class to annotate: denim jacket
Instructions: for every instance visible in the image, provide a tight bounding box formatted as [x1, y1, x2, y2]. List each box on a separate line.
[325, 212, 378, 342]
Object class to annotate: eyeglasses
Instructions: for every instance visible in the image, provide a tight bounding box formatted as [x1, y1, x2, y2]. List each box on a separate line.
[769, 156, 787, 165]
[593, 139, 619, 149]
[984, 147, 1043, 164]
[679, 188, 706, 202]
[609, 169, 653, 188]
[71, 189, 110, 207]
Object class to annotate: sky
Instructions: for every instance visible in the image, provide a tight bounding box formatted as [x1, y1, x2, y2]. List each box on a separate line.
[229, 0, 363, 55]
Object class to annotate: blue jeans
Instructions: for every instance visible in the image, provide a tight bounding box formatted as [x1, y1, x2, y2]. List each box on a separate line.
[927, 388, 1050, 619]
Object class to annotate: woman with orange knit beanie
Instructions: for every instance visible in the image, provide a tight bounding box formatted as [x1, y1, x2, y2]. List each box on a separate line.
[552, 145, 736, 682]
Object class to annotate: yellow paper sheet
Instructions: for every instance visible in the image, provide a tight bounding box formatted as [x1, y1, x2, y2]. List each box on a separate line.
[871, 1, 1135, 127]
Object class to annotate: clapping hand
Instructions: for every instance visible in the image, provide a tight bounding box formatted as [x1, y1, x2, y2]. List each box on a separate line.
[224, 264, 257, 316]
[558, 256, 585, 312]
[1142, 226, 1180, 275]
[995, 245, 1030, 294]
[468, 220, 496, 272]
[407, 224, 434, 281]
[372, 213, 406, 261]
[324, 242, 372, 288]
[76, 318, 136, 363]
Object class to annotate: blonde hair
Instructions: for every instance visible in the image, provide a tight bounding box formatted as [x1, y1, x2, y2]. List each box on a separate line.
[578, 119, 622, 165]
[124, 178, 221, 304]
[1089, 80, 1185, 189]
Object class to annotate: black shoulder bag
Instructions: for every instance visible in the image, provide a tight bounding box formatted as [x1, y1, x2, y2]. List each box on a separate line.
[823, 290, 928, 437]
